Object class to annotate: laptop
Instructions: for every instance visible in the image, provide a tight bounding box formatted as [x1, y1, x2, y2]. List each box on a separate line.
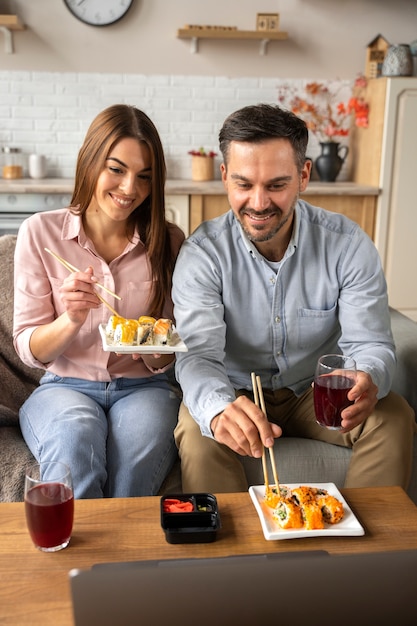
[70, 550, 417, 626]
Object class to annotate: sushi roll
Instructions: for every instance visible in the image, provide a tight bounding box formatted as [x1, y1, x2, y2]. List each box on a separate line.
[317, 493, 344, 524]
[114, 319, 138, 345]
[292, 486, 324, 530]
[136, 321, 153, 345]
[272, 498, 304, 529]
[264, 485, 292, 509]
[152, 318, 173, 345]
[106, 314, 125, 339]
[138, 315, 156, 325]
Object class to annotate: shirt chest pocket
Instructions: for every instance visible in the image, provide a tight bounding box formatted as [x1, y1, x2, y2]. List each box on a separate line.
[121, 280, 154, 318]
[297, 304, 338, 350]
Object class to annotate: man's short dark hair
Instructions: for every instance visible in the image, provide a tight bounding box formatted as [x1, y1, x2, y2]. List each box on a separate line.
[219, 103, 309, 172]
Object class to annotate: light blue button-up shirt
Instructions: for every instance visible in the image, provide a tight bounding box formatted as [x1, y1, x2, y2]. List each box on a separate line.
[172, 200, 395, 437]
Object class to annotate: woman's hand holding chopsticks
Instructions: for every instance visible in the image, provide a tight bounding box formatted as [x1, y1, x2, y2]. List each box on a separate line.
[44, 247, 121, 317]
[28, 265, 107, 365]
[59, 265, 105, 325]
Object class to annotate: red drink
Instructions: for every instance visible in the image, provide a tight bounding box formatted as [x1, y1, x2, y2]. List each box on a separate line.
[314, 374, 355, 430]
[25, 482, 74, 550]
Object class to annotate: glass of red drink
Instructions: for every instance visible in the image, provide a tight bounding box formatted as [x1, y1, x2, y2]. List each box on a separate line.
[313, 354, 357, 430]
[24, 461, 74, 552]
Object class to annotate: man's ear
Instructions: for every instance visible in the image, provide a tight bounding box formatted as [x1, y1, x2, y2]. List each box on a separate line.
[300, 158, 312, 192]
[220, 162, 227, 187]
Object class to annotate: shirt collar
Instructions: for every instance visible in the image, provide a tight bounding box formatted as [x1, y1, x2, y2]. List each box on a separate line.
[60, 210, 142, 250]
[61, 209, 83, 241]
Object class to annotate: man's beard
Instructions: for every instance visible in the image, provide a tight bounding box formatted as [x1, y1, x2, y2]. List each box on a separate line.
[238, 196, 297, 244]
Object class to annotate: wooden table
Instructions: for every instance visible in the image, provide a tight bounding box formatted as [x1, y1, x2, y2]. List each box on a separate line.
[1, 487, 416, 625]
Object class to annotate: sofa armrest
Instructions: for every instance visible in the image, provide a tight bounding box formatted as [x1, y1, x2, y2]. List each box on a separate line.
[390, 307, 417, 417]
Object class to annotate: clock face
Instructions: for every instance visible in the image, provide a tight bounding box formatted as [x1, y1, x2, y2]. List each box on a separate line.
[63, 0, 134, 27]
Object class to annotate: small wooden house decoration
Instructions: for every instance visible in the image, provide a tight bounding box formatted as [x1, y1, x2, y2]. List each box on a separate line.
[256, 13, 280, 32]
[365, 34, 390, 78]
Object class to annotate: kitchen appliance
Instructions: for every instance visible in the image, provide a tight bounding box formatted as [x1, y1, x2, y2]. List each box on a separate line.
[0, 193, 72, 236]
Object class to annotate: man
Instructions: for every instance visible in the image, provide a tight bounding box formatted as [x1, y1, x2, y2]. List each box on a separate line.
[172, 103, 414, 493]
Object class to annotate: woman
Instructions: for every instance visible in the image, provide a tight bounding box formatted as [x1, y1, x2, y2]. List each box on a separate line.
[13, 104, 185, 498]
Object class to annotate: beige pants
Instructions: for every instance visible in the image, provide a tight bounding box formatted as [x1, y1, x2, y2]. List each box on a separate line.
[174, 387, 416, 493]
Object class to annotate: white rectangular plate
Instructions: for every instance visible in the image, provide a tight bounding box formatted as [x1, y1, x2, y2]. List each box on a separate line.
[99, 324, 188, 354]
[249, 483, 365, 541]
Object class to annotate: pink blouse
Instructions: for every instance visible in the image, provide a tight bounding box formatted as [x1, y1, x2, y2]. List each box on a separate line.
[13, 208, 185, 381]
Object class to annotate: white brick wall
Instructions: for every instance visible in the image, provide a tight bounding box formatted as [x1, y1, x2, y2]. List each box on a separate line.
[0, 71, 352, 180]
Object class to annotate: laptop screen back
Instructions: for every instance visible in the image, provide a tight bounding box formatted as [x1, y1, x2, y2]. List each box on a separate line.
[70, 550, 417, 626]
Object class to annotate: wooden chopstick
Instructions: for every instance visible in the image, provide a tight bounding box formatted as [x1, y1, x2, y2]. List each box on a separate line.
[94, 292, 120, 317]
[251, 372, 270, 495]
[256, 375, 280, 496]
[44, 248, 121, 300]
[252, 373, 281, 500]
[44, 247, 121, 317]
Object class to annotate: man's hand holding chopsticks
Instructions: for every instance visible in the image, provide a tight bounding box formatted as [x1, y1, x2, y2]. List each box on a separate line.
[210, 395, 282, 458]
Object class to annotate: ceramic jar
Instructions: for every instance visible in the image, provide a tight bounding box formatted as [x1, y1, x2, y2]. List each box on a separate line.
[382, 44, 413, 77]
[314, 142, 349, 183]
[28, 154, 47, 179]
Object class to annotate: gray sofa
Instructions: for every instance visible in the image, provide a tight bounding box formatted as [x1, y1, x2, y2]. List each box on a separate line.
[1, 233, 416, 503]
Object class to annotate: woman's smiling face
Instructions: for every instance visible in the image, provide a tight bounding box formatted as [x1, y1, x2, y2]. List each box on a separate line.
[89, 137, 152, 223]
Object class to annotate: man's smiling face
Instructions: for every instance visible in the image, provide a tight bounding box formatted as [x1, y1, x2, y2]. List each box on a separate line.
[221, 138, 310, 256]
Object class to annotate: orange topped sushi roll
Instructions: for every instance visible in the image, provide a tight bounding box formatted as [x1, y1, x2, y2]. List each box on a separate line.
[291, 486, 325, 530]
[106, 314, 125, 338]
[153, 318, 173, 345]
[264, 485, 292, 509]
[114, 319, 138, 345]
[317, 493, 344, 524]
[272, 498, 304, 529]
[138, 315, 156, 325]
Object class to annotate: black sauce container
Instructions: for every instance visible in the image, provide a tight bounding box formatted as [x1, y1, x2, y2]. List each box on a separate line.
[160, 493, 221, 544]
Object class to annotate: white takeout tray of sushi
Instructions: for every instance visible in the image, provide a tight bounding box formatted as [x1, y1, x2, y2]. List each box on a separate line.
[99, 324, 188, 354]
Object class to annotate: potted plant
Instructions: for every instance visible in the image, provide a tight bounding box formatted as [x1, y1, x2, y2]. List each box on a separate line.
[188, 147, 217, 181]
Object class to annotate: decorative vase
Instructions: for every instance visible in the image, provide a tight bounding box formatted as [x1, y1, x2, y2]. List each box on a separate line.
[315, 142, 349, 183]
[191, 155, 214, 181]
[382, 44, 413, 77]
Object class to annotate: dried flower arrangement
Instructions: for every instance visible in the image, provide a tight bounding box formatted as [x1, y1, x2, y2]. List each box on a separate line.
[277, 76, 369, 143]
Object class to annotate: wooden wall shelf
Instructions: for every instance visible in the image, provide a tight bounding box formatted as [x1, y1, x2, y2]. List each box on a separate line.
[176, 28, 288, 55]
[0, 15, 25, 54]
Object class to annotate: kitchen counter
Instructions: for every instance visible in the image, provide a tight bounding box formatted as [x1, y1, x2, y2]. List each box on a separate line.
[0, 178, 380, 196]
[0, 179, 380, 239]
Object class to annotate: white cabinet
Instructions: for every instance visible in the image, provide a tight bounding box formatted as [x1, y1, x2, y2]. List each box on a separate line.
[352, 78, 417, 321]
[165, 194, 189, 236]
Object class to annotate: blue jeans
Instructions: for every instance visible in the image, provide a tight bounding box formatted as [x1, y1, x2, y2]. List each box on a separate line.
[19, 372, 180, 499]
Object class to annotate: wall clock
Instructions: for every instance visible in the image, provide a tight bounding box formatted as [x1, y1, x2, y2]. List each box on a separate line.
[63, 0, 134, 27]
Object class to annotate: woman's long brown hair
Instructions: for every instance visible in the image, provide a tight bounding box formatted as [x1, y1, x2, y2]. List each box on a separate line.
[70, 104, 174, 316]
